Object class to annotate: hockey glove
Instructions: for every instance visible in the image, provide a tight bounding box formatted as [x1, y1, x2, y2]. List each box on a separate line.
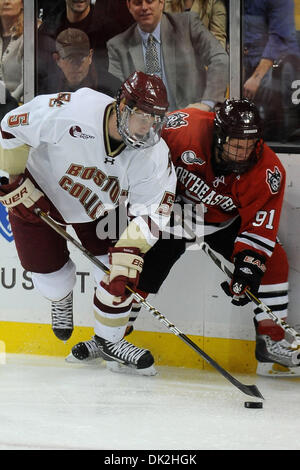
[0, 175, 50, 223]
[101, 246, 144, 305]
[221, 249, 266, 306]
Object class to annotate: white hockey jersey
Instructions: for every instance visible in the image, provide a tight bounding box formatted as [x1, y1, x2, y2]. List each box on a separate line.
[0, 88, 176, 247]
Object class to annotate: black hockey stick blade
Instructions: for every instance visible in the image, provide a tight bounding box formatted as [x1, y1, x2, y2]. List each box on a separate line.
[179, 332, 264, 399]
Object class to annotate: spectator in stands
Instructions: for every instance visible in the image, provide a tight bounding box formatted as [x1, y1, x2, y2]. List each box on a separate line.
[38, 28, 121, 97]
[243, 0, 300, 141]
[164, 0, 227, 48]
[37, 0, 120, 95]
[0, 0, 23, 104]
[107, 0, 228, 112]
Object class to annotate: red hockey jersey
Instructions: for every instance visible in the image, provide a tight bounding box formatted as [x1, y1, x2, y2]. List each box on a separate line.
[162, 108, 286, 259]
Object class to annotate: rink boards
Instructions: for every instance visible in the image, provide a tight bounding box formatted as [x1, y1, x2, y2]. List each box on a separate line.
[0, 153, 299, 373]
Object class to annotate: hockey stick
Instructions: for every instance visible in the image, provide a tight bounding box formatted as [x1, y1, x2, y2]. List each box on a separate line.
[35, 208, 263, 399]
[200, 241, 300, 347]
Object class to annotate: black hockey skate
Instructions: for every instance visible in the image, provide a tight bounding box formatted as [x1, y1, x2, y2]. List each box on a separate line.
[66, 336, 104, 363]
[51, 291, 73, 341]
[66, 335, 157, 375]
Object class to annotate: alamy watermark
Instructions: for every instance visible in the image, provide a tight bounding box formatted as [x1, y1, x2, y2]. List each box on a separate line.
[95, 202, 205, 251]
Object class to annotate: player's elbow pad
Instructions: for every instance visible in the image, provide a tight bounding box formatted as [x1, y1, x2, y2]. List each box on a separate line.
[0, 144, 30, 175]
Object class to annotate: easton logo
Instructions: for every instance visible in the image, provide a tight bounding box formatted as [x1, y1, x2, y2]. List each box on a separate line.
[69, 126, 95, 140]
[0, 204, 13, 242]
[266, 166, 281, 194]
[181, 150, 204, 166]
[165, 112, 189, 129]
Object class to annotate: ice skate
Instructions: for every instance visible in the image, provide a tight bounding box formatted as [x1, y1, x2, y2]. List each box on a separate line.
[51, 291, 73, 341]
[255, 328, 300, 377]
[67, 335, 157, 375]
[256, 361, 300, 377]
[65, 336, 104, 364]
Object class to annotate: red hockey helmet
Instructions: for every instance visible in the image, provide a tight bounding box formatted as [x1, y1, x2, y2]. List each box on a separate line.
[213, 99, 263, 175]
[116, 71, 169, 149]
[120, 70, 169, 116]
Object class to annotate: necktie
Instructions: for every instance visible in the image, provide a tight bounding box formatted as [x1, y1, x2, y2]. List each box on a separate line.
[145, 34, 161, 76]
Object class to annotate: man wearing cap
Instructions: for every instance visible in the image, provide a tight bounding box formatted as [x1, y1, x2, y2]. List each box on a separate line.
[37, 0, 120, 95]
[39, 28, 121, 96]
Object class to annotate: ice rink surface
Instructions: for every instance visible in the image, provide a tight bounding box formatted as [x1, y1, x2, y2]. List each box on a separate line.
[0, 354, 299, 451]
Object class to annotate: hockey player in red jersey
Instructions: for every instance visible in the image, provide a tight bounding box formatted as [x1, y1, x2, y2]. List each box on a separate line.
[0, 71, 176, 375]
[132, 98, 300, 376]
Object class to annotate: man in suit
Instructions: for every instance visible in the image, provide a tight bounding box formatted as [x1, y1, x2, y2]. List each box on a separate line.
[107, 0, 228, 111]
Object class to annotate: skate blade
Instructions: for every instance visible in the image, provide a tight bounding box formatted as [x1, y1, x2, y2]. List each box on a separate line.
[106, 360, 157, 376]
[257, 361, 300, 377]
[65, 352, 104, 365]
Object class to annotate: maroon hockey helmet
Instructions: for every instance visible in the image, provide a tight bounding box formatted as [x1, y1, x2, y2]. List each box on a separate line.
[116, 71, 169, 149]
[213, 99, 263, 175]
[215, 98, 262, 139]
[120, 71, 169, 116]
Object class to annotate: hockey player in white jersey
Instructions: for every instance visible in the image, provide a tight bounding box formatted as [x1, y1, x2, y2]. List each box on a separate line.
[0, 71, 176, 375]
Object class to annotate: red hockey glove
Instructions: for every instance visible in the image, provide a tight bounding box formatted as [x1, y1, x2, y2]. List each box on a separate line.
[0, 175, 50, 223]
[221, 250, 266, 306]
[101, 246, 144, 305]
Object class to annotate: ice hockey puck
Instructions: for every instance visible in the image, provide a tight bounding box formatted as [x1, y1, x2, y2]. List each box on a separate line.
[244, 401, 263, 409]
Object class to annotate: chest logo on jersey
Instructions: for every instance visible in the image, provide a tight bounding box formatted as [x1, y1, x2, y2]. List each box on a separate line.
[69, 125, 95, 140]
[181, 150, 205, 166]
[266, 166, 281, 194]
[58, 163, 128, 221]
[165, 112, 189, 129]
[176, 166, 237, 212]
